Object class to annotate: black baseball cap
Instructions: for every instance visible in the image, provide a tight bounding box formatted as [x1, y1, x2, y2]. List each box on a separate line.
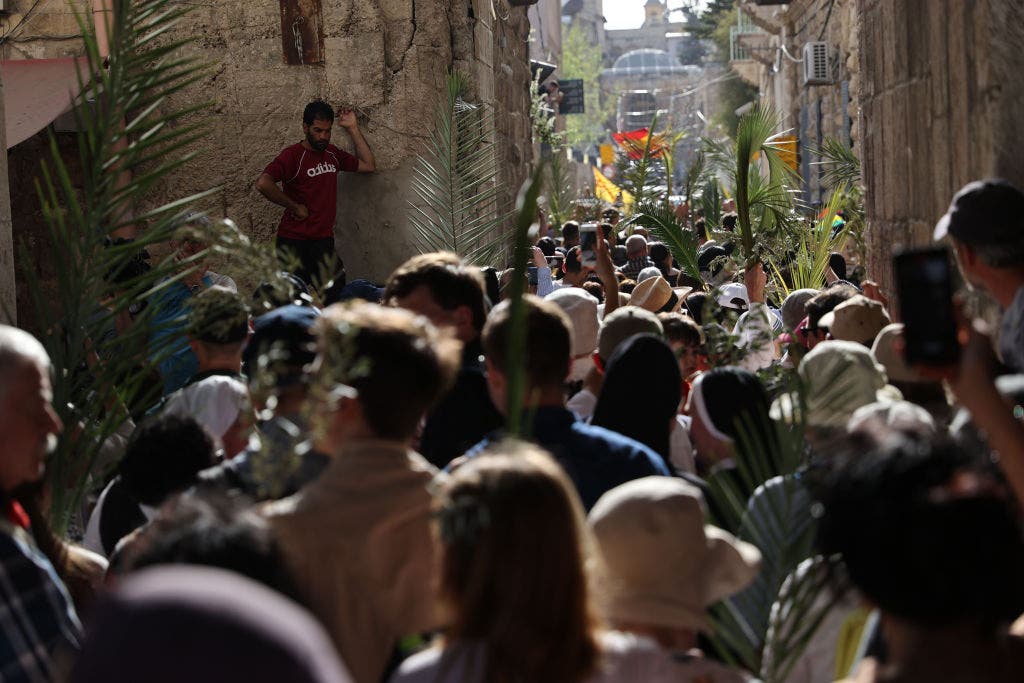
[933, 178, 1024, 245]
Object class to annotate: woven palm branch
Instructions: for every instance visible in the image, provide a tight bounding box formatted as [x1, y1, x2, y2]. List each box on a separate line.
[409, 71, 508, 266]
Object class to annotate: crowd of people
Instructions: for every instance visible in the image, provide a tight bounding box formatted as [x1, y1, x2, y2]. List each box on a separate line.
[2, 99, 1024, 683]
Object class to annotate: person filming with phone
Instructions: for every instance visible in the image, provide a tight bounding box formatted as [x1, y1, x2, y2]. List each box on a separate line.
[933, 179, 1024, 373]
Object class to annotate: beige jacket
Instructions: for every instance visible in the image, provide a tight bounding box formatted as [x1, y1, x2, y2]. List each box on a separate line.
[265, 439, 443, 683]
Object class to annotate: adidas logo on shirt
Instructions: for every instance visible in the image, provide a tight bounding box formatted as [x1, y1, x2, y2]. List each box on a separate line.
[307, 161, 338, 178]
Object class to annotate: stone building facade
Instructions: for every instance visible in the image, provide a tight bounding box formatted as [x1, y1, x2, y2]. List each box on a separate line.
[732, 0, 859, 205]
[151, 0, 533, 281]
[2, 0, 536, 323]
[604, 0, 686, 65]
[731, 0, 1024, 292]
[856, 0, 1024, 294]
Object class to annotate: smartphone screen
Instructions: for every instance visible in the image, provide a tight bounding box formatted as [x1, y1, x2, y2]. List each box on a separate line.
[527, 267, 538, 286]
[893, 247, 959, 365]
[580, 223, 598, 268]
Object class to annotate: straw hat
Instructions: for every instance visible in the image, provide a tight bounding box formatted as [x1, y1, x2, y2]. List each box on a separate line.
[589, 477, 762, 633]
[629, 276, 673, 312]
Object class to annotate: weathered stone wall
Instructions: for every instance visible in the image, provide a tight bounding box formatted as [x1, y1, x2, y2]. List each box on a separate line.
[857, 0, 1024, 293]
[148, 0, 533, 282]
[0, 0, 90, 61]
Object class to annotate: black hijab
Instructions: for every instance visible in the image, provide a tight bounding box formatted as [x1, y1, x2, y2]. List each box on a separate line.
[591, 333, 682, 468]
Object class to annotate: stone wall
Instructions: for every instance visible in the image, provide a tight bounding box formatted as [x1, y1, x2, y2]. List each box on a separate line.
[5, 0, 534, 310]
[857, 0, 1024, 293]
[0, 0, 89, 61]
[148, 0, 533, 282]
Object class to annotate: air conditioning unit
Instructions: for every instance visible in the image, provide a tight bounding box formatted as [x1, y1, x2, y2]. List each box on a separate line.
[802, 41, 831, 86]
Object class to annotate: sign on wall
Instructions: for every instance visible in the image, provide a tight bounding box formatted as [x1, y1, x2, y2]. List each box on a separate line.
[559, 79, 585, 115]
[280, 0, 325, 65]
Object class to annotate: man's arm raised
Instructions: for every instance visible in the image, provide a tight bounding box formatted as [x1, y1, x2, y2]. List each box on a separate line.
[255, 173, 308, 220]
[337, 109, 376, 173]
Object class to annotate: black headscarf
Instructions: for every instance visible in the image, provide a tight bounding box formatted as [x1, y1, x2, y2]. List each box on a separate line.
[591, 334, 682, 469]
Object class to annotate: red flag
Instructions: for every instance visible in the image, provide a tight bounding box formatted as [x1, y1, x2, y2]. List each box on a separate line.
[611, 128, 667, 160]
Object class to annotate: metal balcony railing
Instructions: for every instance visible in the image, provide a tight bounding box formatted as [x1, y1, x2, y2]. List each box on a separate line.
[729, 9, 766, 61]
[730, 27, 750, 61]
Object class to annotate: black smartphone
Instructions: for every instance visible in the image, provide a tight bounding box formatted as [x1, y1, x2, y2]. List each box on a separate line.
[893, 247, 959, 365]
[527, 267, 538, 286]
[545, 254, 564, 268]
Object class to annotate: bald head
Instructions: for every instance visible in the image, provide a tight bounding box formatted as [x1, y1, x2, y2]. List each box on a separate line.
[0, 326, 51, 397]
[0, 326, 61, 491]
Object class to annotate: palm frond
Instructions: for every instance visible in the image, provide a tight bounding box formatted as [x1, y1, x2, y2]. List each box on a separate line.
[683, 151, 706, 230]
[704, 105, 802, 263]
[19, 0, 221, 533]
[616, 113, 661, 209]
[625, 200, 703, 288]
[769, 187, 848, 292]
[703, 370, 829, 678]
[810, 136, 861, 189]
[504, 166, 545, 438]
[699, 178, 724, 235]
[409, 71, 509, 266]
[546, 148, 574, 229]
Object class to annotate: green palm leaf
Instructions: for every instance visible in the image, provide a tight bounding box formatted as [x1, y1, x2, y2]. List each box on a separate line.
[624, 200, 703, 287]
[409, 71, 509, 266]
[14, 0, 231, 533]
[703, 105, 802, 263]
[810, 136, 861, 189]
[504, 167, 545, 438]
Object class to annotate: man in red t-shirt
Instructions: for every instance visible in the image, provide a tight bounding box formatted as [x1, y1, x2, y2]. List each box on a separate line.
[256, 100, 376, 287]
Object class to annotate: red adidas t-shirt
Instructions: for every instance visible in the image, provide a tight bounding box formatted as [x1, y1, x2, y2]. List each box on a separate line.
[263, 142, 359, 240]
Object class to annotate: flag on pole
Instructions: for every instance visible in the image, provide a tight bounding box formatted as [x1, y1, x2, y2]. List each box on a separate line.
[611, 128, 668, 160]
[593, 167, 634, 208]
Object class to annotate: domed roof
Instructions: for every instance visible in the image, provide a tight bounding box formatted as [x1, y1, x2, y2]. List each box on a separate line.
[609, 49, 684, 74]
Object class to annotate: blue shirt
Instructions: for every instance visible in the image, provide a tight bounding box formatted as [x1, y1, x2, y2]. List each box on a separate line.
[149, 275, 212, 396]
[465, 406, 671, 510]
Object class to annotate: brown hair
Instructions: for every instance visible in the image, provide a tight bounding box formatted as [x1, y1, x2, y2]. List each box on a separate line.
[436, 441, 601, 683]
[658, 312, 703, 347]
[382, 252, 488, 333]
[481, 295, 571, 391]
[805, 283, 858, 329]
[314, 302, 460, 439]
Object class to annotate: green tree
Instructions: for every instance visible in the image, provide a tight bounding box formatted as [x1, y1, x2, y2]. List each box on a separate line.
[561, 23, 614, 147]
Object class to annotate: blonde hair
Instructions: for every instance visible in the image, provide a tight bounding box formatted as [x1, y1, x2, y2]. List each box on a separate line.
[436, 441, 601, 683]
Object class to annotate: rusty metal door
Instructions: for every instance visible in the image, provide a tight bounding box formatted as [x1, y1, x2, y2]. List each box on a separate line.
[280, 0, 324, 65]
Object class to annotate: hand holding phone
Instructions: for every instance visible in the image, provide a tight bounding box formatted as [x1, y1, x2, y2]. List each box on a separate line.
[579, 223, 598, 268]
[893, 247, 959, 365]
